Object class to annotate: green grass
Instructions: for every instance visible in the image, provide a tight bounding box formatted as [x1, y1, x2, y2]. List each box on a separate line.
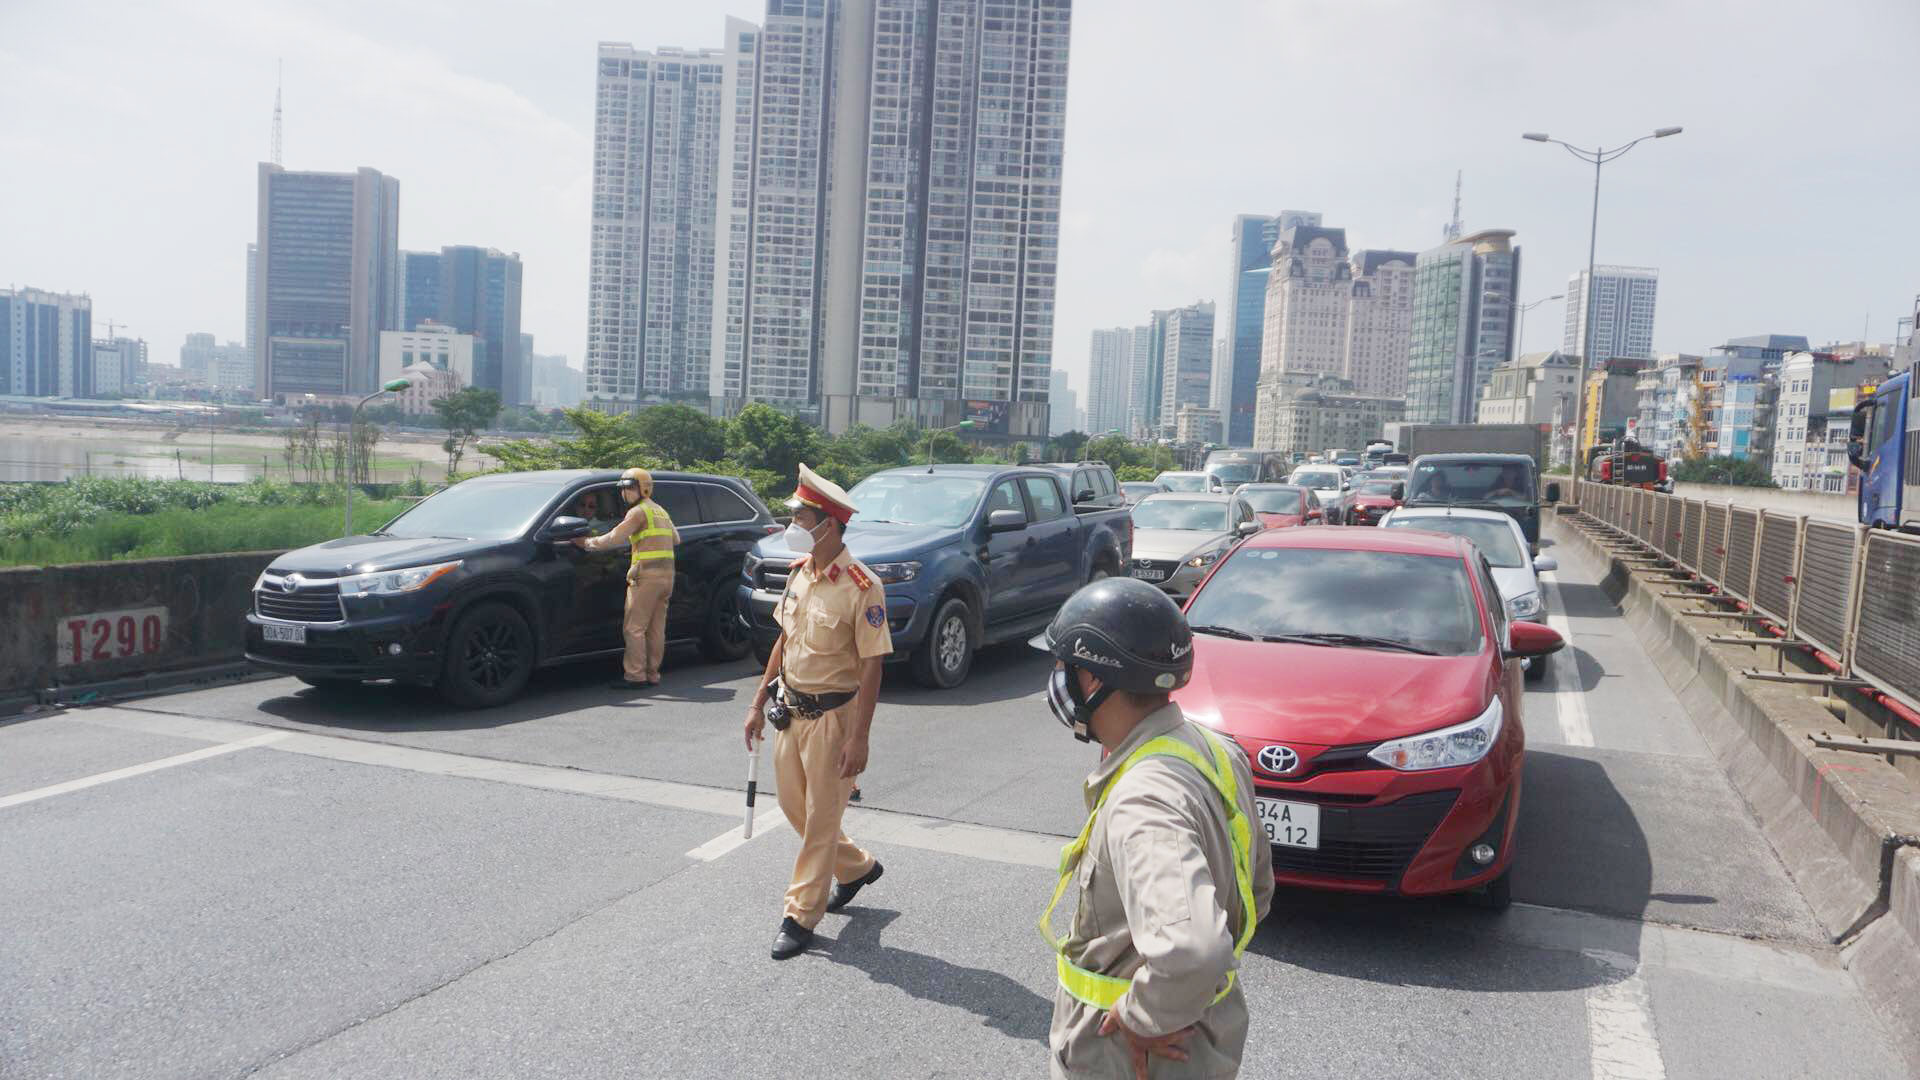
[0, 499, 410, 567]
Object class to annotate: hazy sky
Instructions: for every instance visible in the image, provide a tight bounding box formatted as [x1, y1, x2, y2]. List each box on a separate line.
[4, 0, 1917, 400]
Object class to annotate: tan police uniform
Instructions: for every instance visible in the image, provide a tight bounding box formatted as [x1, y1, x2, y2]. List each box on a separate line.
[773, 545, 893, 927]
[581, 494, 678, 683]
[1047, 703, 1275, 1078]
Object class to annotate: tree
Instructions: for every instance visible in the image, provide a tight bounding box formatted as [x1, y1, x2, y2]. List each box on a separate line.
[1047, 430, 1091, 463]
[433, 388, 502, 479]
[728, 402, 821, 483]
[1083, 434, 1146, 471]
[922, 429, 972, 464]
[1671, 454, 1777, 488]
[636, 403, 727, 465]
[485, 407, 652, 471]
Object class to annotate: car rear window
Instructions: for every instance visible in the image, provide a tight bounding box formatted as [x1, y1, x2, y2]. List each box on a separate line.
[698, 482, 761, 524]
[1185, 548, 1483, 656]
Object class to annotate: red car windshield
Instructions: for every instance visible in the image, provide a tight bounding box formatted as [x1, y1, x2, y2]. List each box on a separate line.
[1355, 481, 1398, 497]
[1185, 548, 1483, 656]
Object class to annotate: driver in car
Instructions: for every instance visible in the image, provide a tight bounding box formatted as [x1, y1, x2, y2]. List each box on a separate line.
[1486, 465, 1528, 500]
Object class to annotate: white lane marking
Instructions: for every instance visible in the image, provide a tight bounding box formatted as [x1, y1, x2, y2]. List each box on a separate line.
[686, 809, 785, 861]
[1545, 575, 1595, 748]
[1584, 949, 1667, 1080]
[0, 731, 287, 810]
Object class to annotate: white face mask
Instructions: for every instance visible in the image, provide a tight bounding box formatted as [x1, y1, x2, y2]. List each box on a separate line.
[783, 518, 825, 554]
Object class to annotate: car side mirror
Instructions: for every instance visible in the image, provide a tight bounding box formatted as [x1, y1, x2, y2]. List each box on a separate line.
[986, 509, 1027, 533]
[1505, 620, 1565, 659]
[1391, 482, 1405, 501]
[545, 515, 594, 541]
[1848, 403, 1873, 468]
[1532, 555, 1559, 573]
[1306, 509, 1323, 521]
[1545, 481, 1562, 503]
[1073, 489, 1092, 504]
[1236, 521, 1260, 536]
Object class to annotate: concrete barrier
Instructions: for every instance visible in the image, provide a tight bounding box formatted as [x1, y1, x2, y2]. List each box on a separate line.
[1557, 511, 1920, 1073]
[0, 550, 285, 707]
[1669, 481, 1854, 522]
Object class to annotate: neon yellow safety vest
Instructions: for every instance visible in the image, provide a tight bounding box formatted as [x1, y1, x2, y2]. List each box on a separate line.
[629, 501, 676, 565]
[1038, 727, 1258, 1010]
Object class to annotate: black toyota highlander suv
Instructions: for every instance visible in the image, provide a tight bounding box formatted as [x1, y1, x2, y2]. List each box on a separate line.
[245, 469, 778, 708]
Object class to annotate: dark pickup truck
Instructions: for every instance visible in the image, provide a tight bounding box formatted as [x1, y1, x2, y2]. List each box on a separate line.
[741, 463, 1133, 689]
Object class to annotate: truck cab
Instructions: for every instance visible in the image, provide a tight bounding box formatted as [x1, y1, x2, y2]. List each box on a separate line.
[1850, 365, 1914, 531]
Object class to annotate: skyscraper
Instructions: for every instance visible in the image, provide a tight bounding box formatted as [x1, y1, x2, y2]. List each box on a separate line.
[438, 245, 525, 404]
[1222, 210, 1320, 446]
[1405, 229, 1521, 424]
[253, 164, 401, 397]
[1563, 265, 1658, 361]
[1343, 249, 1417, 398]
[1, 287, 93, 397]
[402, 251, 442, 332]
[588, 30, 753, 411]
[711, 16, 760, 405]
[1251, 224, 1351, 447]
[245, 244, 257, 355]
[1158, 302, 1215, 439]
[1126, 323, 1154, 438]
[743, 0, 1072, 440]
[1049, 368, 1081, 435]
[1087, 327, 1131, 435]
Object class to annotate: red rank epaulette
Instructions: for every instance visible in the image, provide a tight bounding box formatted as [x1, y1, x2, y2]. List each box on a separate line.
[828, 564, 841, 583]
[848, 564, 872, 591]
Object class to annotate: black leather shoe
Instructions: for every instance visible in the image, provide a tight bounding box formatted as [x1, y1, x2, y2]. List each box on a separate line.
[771, 917, 814, 960]
[825, 861, 884, 914]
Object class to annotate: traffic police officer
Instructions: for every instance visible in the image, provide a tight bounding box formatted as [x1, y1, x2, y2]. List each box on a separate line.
[743, 463, 891, 960]
[1032, 578, 1274, 1078]
[575, 467, 679, 690]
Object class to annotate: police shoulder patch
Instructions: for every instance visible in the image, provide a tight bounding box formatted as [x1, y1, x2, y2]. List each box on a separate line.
[828, 564, 841, 583]
[848, 564, 873, 591]
[865, 604, 885, 628]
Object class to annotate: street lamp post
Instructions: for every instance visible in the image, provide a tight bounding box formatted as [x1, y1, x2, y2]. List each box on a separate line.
[345, 378, 411, 537]
[925, 419, 975, 467]
[1513, 293, 1565, 358]
[1523, 126, 1682, 473]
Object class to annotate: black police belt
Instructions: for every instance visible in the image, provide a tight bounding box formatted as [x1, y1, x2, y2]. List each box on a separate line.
[764, 676, 856, 729]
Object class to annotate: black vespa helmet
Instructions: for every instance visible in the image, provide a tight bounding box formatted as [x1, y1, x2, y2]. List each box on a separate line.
[1032, 577, 1195, 694]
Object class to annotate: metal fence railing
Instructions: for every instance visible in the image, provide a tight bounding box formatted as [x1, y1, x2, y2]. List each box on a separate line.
[1568, 480, 1920, 726]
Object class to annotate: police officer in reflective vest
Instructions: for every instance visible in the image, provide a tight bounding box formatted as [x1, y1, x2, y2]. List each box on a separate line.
[1032, 578, 1274, 1079]
[575, 467, 679, 690]
[743, 463, 891, 960]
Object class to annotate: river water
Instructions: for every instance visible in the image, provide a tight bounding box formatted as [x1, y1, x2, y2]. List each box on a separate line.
[0, 435, 263, 483]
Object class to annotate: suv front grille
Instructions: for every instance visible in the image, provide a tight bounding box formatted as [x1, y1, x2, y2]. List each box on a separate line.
[255, 578, 345, 623]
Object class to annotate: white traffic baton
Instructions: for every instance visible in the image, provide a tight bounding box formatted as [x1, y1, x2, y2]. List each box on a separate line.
[743, 743, 761, 839]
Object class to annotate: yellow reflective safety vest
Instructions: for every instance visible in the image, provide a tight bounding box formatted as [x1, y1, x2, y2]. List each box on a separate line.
[628, 500, 676, 566]
[1038, 727, 1259, 1010]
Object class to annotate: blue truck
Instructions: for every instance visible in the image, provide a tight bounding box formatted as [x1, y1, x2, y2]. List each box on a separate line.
[740, 464, 1134, 689]
[1850, 362, 1916, 531]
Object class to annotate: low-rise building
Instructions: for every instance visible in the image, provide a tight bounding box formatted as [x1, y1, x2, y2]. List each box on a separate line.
[1769, 350, 1892, 491]
[1648, 354, 1704, 459]
[392, 362, 465, 415]
[1476, 351, 1578, 427]
[379, 323, 475, 389]
[1174, 405, 1222, 446]
[1251, 372, 1404, 458]
[1577, 358, 1649, 459]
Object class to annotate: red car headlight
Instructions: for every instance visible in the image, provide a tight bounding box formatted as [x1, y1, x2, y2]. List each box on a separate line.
[1366, 697, 1503, 771]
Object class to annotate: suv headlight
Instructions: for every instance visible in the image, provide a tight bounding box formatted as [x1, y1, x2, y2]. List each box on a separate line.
[338, 560, 461, 597]
[870, 560, 921, 584]
[1505, 592, 1543, 620]
[1367, 697, 1503, 771]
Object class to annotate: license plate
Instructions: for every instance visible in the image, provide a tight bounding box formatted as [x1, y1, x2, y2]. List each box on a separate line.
[1254, 797, 1319, 849]
[262, 623, 307, 645]
[1131, 568, 1166, 581]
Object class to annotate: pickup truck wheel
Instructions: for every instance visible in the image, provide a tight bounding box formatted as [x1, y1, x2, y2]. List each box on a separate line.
[700, 579, 753, 663]
[911, 596, 974, 689]
[438, 602, 534, 709]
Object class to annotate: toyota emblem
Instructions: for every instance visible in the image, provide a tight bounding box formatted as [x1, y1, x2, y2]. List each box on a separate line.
[1257, 744, 1300, 776]
[281, 573, 304, 592]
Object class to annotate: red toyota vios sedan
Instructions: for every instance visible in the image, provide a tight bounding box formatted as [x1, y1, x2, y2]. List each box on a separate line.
[1172, 526, 1563, 908]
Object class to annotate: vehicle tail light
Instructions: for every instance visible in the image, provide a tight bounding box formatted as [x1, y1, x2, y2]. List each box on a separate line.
[763, 525, 782, 535]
